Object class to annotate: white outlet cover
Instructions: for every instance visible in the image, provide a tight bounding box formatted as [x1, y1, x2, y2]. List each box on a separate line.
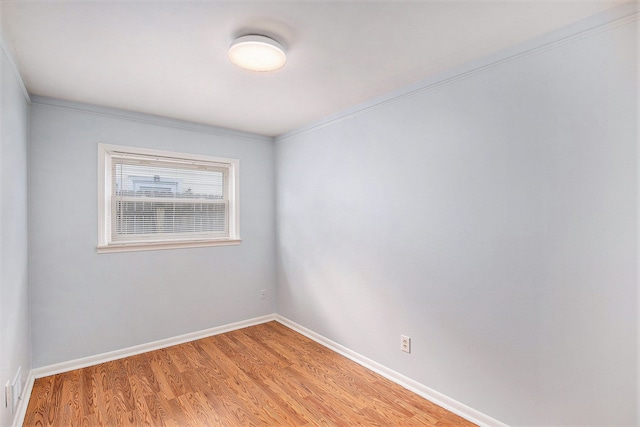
[401, 335, 411, 353]
[6, 367, 21, 412]
[11, 383, 19, 410]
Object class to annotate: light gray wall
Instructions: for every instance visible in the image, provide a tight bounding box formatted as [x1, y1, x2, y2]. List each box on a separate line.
[275, 14, 638, 427]
[0, 40, 30, 427]
[29, 100, 276, 367]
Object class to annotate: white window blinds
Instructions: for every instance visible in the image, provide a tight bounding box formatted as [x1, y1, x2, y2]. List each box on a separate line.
[98, 144, 240, 252]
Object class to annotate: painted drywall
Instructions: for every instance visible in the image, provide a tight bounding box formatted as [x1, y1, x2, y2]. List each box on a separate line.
[0, 37, 30, 427]
[28, 99, 276, 367]
[275, 12, 638, 427]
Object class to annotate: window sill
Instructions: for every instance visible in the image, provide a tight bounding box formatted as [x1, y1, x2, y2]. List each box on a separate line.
[97, 239, 242, 253]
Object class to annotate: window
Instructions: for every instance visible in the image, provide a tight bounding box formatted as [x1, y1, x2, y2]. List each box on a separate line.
[98, 144, 240, 252]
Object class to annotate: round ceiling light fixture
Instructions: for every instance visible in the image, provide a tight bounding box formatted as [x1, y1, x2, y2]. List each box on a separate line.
[228, 35, 287, 72]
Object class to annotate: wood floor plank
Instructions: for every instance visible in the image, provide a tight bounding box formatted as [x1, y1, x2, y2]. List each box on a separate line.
[23, 321, 476, 426]
[125, 360, 157, 426]
[208, 333, 311, 425]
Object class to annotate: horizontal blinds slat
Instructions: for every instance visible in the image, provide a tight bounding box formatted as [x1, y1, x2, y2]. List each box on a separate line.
[116, 196, 227, 204]
[113, 232, 229, 243]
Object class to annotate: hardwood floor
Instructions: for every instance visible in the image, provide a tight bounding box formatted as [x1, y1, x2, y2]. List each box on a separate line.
[23, 321, 475, 426]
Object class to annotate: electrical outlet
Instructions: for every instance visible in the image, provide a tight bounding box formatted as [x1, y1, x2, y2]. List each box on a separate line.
[260, 289, 267, 299]
[5, 367, 21, 414]
[401, 335, 411, 353]
[11, 367, 21, 412]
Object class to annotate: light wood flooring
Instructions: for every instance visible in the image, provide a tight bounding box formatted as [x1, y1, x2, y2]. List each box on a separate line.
[23, 321, 476, 426]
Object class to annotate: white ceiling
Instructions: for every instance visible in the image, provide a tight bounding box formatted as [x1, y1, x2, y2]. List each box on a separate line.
[0, 0, 626, 137]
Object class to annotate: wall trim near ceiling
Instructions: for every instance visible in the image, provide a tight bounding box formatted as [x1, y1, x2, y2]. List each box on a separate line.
[30, 96, 275, 144]
[14, 313, 507, 427]
[0, 27, 30, 102]
[276, 2, 639, 143]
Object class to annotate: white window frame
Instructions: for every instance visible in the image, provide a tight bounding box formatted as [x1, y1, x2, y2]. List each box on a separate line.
[97, 143, 240, 253]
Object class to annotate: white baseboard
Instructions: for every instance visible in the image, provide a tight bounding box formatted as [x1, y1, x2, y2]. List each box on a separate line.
[14, 314, 277, 426]
[274, 314, 509, 427]
[15, 313, 507, 427]
[9, 313, 277, 427]
[31, 314, 277, 379]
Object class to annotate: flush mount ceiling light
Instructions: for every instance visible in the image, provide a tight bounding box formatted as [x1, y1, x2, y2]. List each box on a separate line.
[228, 35, 287, 72]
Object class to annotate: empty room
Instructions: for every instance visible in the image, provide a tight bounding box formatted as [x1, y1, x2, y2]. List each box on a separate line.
[0, 1, 638, 426]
